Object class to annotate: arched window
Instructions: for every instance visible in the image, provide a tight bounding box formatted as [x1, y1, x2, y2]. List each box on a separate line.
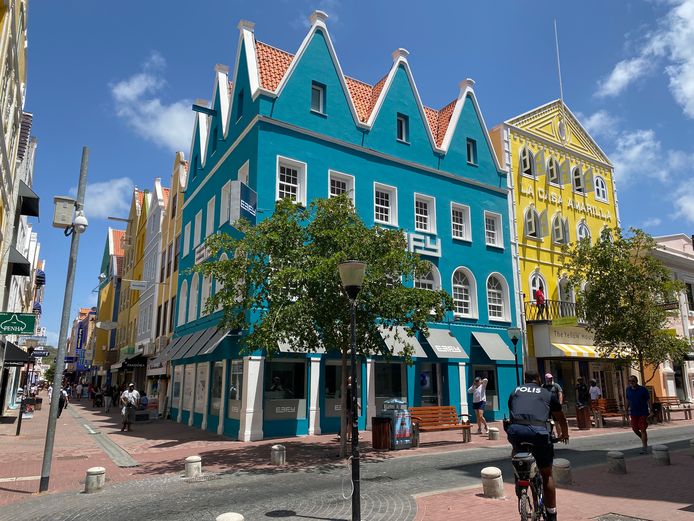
[552, 214, 569, 245]
[529, 272, 547, 302]
[594, 176, 608, 201]
[452, 267, 477, 318]
[524, 207, 541, 238]
[188, 274, 199, 322]
[200, 275, 211, 315]
[577, 221, 591, 242]
[520, 148, 534, 177]
[486, 274, 509, 321]
[215, 253, 228, 311]
[558, 276, 575, 317]
[572, 167, 584, 193]
[178, 280, 188, 326]
[414, 263, 441, 291]
[547, 157, 559, 184]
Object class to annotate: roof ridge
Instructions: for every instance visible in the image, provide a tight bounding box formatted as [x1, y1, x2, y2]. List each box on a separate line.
[256, 40, 295, 58]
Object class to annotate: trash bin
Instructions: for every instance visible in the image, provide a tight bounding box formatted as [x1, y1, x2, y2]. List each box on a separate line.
[575, 405, 591, 430]
[34, 397, 43, 411]
[381, 399, 412, 450]
[372, 417, 391, 450]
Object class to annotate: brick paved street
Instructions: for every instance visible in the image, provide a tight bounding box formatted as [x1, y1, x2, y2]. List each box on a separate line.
[1, 393, 693, 520]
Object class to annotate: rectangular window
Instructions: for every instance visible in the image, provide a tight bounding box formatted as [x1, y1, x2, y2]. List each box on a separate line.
[160, 248, 167, 283]
[375, 362, 403, 398]
[451, 203, 471, 241]
[396, 114, 409, 142]
[220, 181, 231, 226]
[183, 223, 191, 256]
[414, 194, 436, 233]
[162, 301, 168, 337]
[156, 305, 162, 339]
[374, 183, 397, 226]
[228, 360, 244, 418]
[265, 361, 306, 400]
[169, 296, 176, 333]
[311, 82, 325, 114]
[276, 157, 306, 205]
[194, 211, 202, 246]
[166, 243, 173, 278]
[328, 170, 355, 202]
[206, 196, 216, 237]
[236, 89, 244, 121]
[174, 234, 180, 272]
[484, 211, 503, 248]
[211, 361, 224, 415]
[686, 283, 694, 311]
[466, 138, 477, 165]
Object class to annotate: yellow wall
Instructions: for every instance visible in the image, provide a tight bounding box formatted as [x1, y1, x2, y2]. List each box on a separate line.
[92, 279, 115, 366]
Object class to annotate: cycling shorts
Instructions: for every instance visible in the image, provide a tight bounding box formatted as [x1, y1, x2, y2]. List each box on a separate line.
[507, 423, 554, 469]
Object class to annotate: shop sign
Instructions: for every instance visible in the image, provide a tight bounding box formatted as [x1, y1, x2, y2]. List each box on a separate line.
[406, 232, 441, 258]
[32, 349, 50, 358]
[549, 326, 595, 345]
[0, 313, 36, 335]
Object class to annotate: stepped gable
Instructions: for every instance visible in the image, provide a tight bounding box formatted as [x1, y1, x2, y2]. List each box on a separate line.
[254, 38, 456, 140]
[162, 187, 170, 207]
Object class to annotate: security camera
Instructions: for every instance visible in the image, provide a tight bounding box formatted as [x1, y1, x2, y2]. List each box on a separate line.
[98, 273, 107, 282]
[73, 210, 89, 233]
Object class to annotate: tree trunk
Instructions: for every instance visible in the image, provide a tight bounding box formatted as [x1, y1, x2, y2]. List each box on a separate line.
[340, 349, 348, 458]
[638, 354, 646, 386]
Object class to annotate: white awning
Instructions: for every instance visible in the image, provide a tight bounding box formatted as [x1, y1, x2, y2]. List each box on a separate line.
[471, 331, 515, 361]
[424, 328, 469, 359]
[378, 326, 427, 358]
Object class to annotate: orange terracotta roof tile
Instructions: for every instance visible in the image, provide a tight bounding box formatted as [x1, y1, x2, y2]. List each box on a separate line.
[255, 41, 294, 91]
[112, 229, 126, 257]
[344, 77, 372, 122]
[436, 99, 457, 147]
[162, 187, 170, 208]
[423, 106, 439, 139]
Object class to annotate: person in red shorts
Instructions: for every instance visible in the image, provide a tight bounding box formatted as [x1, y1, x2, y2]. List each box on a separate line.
[625, 375, 651, 454]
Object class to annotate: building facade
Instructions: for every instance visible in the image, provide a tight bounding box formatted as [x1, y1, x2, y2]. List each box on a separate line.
[490, 101, 623, 409]
[163, 12, 521, 441]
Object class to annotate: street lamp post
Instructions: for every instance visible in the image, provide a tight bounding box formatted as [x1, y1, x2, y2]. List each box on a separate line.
[338, 260, 366, 521]
[507, 327, 522, 387]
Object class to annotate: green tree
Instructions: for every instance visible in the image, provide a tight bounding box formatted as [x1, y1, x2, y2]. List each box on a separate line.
[562, 227, 690, 384]
[44, 362, 55, 384]
[196, 195, 453, 454]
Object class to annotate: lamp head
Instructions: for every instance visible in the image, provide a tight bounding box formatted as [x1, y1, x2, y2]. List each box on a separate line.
[338, 260, 366, 300]
[507, 327, 522, 344]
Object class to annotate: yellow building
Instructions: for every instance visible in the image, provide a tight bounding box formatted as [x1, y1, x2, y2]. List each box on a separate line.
[490, 100, 625, 408]
[148, 152, 188, 412]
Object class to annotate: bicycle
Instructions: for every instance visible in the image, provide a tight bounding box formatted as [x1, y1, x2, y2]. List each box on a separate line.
[511, 436, 560, 521]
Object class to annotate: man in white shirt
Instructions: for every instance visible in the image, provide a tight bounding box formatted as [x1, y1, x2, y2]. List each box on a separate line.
[120, 383, 140, 432]
[468, 376, 489, 434]
[589, 379, 602, 401]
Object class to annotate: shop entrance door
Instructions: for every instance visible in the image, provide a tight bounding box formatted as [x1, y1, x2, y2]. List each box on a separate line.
[419, 363, 441, 406]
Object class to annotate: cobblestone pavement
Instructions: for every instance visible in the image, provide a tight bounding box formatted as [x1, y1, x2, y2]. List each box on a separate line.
[1, 406, 692, 521]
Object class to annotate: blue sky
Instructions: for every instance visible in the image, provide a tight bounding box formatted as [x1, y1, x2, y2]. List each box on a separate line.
[25, 0, 694, 346]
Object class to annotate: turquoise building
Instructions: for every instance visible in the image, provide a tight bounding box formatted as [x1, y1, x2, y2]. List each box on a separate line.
[163, 11, 521, 440]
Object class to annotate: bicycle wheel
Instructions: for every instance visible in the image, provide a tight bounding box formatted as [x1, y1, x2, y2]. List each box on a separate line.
[531, 476, 544, 521]
[519, 491, 532, 521]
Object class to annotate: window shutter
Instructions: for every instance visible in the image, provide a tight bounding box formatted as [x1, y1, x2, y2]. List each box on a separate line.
[559, 159, 571, 185]
[583, 167, 594, 192]
[563, 217, 570, 242]
[534, 149, 546, 176]
[539, 209, 549, 237]
[525, 208, 535, 236]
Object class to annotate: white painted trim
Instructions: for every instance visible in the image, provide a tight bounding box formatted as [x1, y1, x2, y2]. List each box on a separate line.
[188, 362, 197, 427]
[308, 357, 322, 435]
[450, 201, 472, 242]
[275, 155, 308, 205]
[451, 266, 479, 320]
[223, 24, 260, 139]
[483, 210, 504, 249]
[528, 271, 548, 299]
[458, 362, 468, 413]
[413, 192, 436, 235]
[373, 182, 398, 227]
[593, 175, 609, 202]
[366, 359, 376, 431]
[217, 359, 228, 435]
[486, 271, 511, 323]
[327, 169, 355, 202]
[197, 112, 210, 168]
[201, 362, 211, 430]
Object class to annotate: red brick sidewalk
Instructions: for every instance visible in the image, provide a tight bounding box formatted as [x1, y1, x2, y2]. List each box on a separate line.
[414, 450, 694, 520]
[2, 392, 693, 510]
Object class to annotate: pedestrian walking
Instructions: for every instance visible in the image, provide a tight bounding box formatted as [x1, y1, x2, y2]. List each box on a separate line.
[468, 376, 489, 434]
[589, 379, 602, 401]
[542, 373, 564, 404]
[103, 385, 113, 413]
[626, 375, 651, 454]
[120, 383, 140, 432]
[75, 383, 83, 401]
[57, 387, 69, 419]
[47, 385, 53, 405]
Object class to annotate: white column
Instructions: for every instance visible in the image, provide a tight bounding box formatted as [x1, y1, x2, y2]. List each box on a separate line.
[217, 359, 228, 435]
[176, 366, 184, 423]
[188, 363, 197, 427]
[308, 356, 322, 435]
[458, 362, 468, 414]
[158, 377, 168, 418]
[201, 362, 212, 430]
[366, 358, 376, 430]
[239, 356, 264, 441]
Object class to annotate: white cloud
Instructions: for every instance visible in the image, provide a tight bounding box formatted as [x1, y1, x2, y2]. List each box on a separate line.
[611, 129, 667, 185]
[576, 110, 620, 139]
[110, 51, 192, 152]
[71, 177, 134, 220]
[673, 183, 694, 224]
[642, 217, 662, 227]
[45, 330, 59, 348]
[596, 0, 694, 118]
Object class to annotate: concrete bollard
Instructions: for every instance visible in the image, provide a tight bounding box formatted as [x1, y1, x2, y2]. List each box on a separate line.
[184, 455, 202, 478]
[216, 514, 245, 521]
[607, 451, 627, 474]
[652, 445, 670, 465]
[487, 427, 500, 440]
[689, 439, 694, 457]
[270, 444, 286, 466]
[84, 466, 106, 493]
[552, 458, 572, 485]
[480, 466, 504, 499]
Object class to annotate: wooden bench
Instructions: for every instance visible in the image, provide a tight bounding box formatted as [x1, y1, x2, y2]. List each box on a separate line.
[655, 397, 693, 422]
[591, 398, 626, 427]
[409, 406, 472, 442]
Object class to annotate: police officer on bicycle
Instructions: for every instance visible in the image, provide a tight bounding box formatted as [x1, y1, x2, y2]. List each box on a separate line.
[507, 371, 569, 521]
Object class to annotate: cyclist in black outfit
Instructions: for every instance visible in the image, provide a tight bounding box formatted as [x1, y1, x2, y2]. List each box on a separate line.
[507, 371, 569, 521]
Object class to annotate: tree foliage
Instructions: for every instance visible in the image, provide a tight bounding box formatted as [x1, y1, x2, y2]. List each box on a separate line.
[562, 227, 690, 383]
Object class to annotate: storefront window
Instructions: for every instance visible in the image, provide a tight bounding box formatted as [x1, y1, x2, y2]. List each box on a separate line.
[265, 361, 306, 399]
[210, 361, 223, 415]
[183, 365, 194, 411]
[375, 363, 403, 398]
[172, 366, 182, 401]
[194, 363, 208, 413]
[473, 366, 498, 410]
[419, 363, 439, 406]
[325, 363, 361, 417]
[229, 360, 243, 402]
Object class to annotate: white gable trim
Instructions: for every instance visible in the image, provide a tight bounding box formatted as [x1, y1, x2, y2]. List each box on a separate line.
[224, 23, 260, 140]
[197, 112, 210, 167]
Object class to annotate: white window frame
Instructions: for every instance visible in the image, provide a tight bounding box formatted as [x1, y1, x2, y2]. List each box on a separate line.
[200, 275, 211, 316]
[529, 272, 547, 302]
[594, 175, 608, 202]
[547, 157, 559, 185]
[220, 180, 231, 226]
[486, 272, 510, 322]
[206, 196, 216, 237]
[188, 274, 199, 322]
[396, 114, 409, 143]
[450, 202, 471, 242]
[466, 138, 477, 165]
[572, 166, 584, 193]
[414, 263, 441, 291]
[524, 206, 540, 239]
[194, 210, 203, 247]
[520, 147, 534, 177]
[276, 155, 307, 205]
[552, 214, 570, 245]
[374, 182, 398, 226]
[577, 221, 591, 242]
[238, 160, 249, 184]
[178, 280, 188, 326]
[452, 267, 478, 319]
[484, 211, 503, 248]
[414, 193, 436, 234]
[328, 170, 355, 202]
[183, 222, 191, 257]
[311, 82, 325, 114]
